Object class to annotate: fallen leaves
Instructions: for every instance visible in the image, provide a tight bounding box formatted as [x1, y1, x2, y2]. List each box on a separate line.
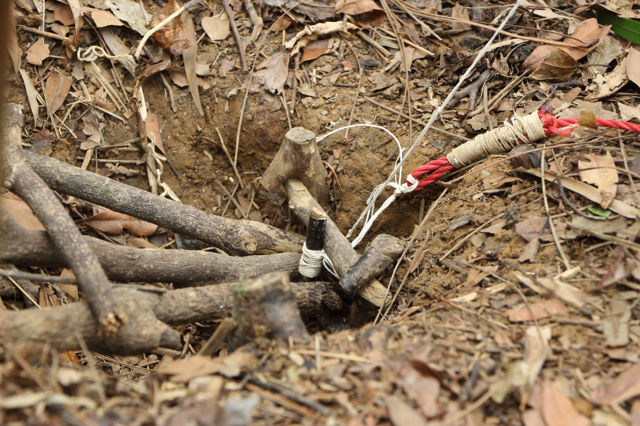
[44, 71, 73, 115]
[202, 13, 230, 41]
[523, 18, 609, 80]
[593, 362, 640, 405]
[253, 51, 290, 94]
[0, 193, 45, 231]
[26, 39, 50, 66]
[85, 209, 158, 236]
[578, 152, 618, 209]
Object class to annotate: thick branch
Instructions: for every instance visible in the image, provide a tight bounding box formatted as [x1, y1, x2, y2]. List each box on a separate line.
[2, 104, 125, 334]
[21, 150, 304, 255]
[1, 211, 300, 285]
[0, 280, 343, 354]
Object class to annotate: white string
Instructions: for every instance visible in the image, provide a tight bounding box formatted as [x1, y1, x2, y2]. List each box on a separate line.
[298, 243, 325, 278]
[316, 123, 418, 248]
[298, 243, 340, 279]
[316, 0, 524, 249]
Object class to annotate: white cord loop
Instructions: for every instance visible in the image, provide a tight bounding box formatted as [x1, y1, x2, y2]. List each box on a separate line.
[316, 123, 415, 248]
[298, 243, 340, 279]
[298, 243, 325, 278]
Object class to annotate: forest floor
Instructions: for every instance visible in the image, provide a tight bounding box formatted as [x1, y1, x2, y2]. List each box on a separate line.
[2, 0, 640, 424]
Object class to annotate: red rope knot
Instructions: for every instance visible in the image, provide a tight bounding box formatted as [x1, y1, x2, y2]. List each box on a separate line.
[408, 157, 454, 190]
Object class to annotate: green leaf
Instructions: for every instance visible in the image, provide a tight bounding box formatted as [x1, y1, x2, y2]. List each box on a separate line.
[233, 284, 247, 298]
[596, 10, 640, 45]
[587, 205, 612, 217]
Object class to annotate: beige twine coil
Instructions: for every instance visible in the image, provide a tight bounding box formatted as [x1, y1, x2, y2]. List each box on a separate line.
[446, 111, 546, 169]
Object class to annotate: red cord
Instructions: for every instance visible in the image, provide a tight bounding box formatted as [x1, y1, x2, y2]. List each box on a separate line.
[408, 107, 640, 190]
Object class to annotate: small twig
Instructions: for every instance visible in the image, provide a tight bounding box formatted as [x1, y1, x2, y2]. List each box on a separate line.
[202, 131, 243, 187]
[222, 0, 248, 71]
[450, 69, 491, 110]
[0, 268, 78, 284]
[376, 188, 448, 323]
[356, 31, 391, 57]
[540, 147, 571, 270]
[363, 96, 469, 141]
[234, 68, 254, 166]
[134, 0, 203, 59]
[244, 0, 263, 43]
[19, 25, 70, 42]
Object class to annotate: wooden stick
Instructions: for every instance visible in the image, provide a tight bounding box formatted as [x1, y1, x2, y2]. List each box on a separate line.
[0, 211, 301, 286]
[221, 0, 248, 71]
[262, 127, 329, 207]
[340, 234, 404, 294]
[0, 279, 342, 354]
[284, 179, 388, 307]
[2, 104, 126, 335]
[21, 150, 304, 254]
[230, 271, 309, 349]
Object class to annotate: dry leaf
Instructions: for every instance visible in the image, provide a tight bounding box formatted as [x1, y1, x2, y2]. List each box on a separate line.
[530, 48, 577, 81]
[602, 298, 631, 347]
[182, 11, 203, 115]
[8, 2, 22, 73]
[106, 0, 149, 36]
[89, 9, 124, 27]
[67, 0, 84, 43]
[144, 111, 165, 154]
[593, 362, 640, 405]
[52, 3, 75, 25]
[506, 299, 567, 322]
[254, 51, 290, 94]
[202, 14, 230, 41]
[301, 39, 331, 62]
[85, 209, 158, 236]
[285, 21, 358, 55]
[335, 0, 385, 26]
[586, 56, 628, 100]
[44, 71, 73, 115]
[519, 238, 540, 263]
[26, 39, 50, 65]
[515, 216, 565, 242]
[541, 379, 590, 426]
[537, 277, 592, 313]
[578, 152, 618, 209]
[385, 395, 428, 426]
[627, 47, 640, 89]
[450, 3, 471, 31]
[400, 367, 441, 418]
[267, 15, 294, 33]
[523, 18, 609, 72]
[0, 193, 45, 231]
[19, 69, 39, 124]
[151, 0, 190, 56]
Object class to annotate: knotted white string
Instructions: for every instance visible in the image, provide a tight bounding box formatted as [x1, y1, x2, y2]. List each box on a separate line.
[317, 123, 417, 249]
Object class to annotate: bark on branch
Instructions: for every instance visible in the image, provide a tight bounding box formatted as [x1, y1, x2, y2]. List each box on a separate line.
[0, 279, 342, 354]
[21, 150, 304, 255]
[2, 104, 126, 335]
[1, 211, 301, 285]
